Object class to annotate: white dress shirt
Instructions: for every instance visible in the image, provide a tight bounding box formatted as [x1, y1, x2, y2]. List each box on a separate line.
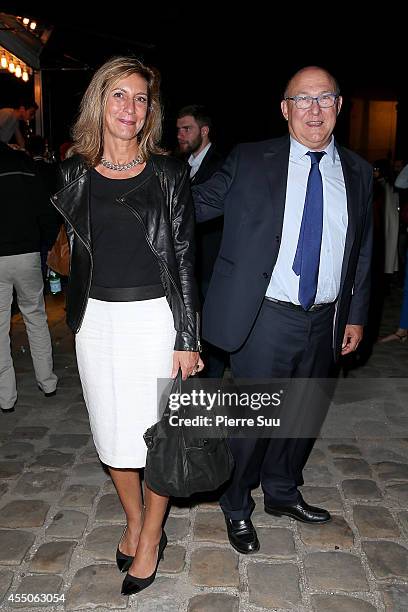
[189, 143, 212, 178]
[266, 136, 348, 305]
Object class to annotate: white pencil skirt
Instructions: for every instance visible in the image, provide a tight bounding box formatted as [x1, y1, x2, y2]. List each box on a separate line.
[75, 297, 176, 468]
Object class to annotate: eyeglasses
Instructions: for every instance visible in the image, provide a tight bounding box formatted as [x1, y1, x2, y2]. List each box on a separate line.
[284, 93, 339, 110]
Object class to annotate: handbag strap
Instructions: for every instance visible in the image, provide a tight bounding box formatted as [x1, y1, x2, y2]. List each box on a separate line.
[162, 371, 212, 447]
[162, 369, 182, 419]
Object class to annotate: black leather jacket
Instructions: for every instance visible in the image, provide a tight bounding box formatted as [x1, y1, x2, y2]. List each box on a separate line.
[51, 154, 200, 352]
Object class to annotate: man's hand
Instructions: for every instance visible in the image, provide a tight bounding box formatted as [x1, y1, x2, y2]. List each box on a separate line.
[172, 351, 204, 380]
[341, 324, 363, 355]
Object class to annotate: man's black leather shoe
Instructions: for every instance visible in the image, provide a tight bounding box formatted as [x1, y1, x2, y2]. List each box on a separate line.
[225, 518, 260, 554]
[264, 497, 331, 524]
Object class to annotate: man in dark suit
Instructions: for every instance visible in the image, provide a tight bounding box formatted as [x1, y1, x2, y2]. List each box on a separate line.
[177, 105, 227, 377]
[193, 67, 373, 554]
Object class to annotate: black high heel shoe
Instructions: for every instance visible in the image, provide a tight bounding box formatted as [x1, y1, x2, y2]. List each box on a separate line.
[121, 530, 167, 596]
[116, 527, 134, 573]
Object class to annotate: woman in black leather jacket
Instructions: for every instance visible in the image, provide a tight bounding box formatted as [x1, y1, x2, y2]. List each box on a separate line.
[52, 56, 203, 596]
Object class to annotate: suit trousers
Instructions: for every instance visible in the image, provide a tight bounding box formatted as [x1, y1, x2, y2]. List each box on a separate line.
[220, 298, 335, 519]
[0, 252, 57, 409]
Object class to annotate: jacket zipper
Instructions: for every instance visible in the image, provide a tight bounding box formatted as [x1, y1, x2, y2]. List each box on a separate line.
[118, 196, 200, 350]
[50, 196, 93, 332]
[196, 312, 202, 352]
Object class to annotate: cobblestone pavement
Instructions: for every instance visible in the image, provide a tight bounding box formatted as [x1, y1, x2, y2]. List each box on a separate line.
[0, 289, 408, 611]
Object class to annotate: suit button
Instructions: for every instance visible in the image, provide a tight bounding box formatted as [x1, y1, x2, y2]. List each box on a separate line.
[275, 235, 280, 243]
[262, 272, 269, 279]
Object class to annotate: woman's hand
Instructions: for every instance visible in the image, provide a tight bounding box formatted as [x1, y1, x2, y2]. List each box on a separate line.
[172, 351, 204, 380]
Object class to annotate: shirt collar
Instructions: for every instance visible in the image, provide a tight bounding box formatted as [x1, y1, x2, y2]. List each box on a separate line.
[290, 135, 336, 164]
[188, 142, 212, 168]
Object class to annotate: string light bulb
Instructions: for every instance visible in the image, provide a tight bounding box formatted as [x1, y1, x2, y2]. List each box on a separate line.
[0, 47, 32, 81]
[18, 16, 39, 33]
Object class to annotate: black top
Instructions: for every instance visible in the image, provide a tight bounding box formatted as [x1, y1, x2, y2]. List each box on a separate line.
[90, 163, 163, 288]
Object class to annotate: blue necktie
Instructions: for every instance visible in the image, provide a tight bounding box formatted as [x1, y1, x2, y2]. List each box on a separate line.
[292, 151, 325, 311]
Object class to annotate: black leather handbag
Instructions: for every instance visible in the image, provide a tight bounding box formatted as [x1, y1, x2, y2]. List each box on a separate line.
[143, 371, 234, 498]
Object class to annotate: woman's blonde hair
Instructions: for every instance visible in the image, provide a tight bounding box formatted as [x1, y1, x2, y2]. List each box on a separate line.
[70, 56, 164, 166]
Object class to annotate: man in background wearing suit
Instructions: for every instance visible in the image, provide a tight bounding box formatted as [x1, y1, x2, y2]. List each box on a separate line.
[177, 105, 227, 377]
[193, 67, 373, 554]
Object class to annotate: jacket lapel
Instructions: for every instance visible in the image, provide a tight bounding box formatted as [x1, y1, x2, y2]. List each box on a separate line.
[337, 144, 360, 284]
[263, 136, 290, 228]
[190, 146, 213, 184]
[52, 170, 91, 249]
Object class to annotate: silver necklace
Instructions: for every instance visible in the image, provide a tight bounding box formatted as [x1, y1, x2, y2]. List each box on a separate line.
[100, 153, 143, 171]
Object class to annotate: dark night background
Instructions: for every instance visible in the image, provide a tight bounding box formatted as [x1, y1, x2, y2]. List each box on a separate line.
[1, 5, 406, 158]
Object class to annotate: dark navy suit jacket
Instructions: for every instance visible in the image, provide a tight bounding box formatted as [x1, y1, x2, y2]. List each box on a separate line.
[193, 135, 373, 359]
[191, 145, 224, 284]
